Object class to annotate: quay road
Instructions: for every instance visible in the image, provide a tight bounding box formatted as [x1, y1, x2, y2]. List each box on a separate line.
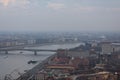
[15, 53, 57, 80]
[0, 48, 57, 55]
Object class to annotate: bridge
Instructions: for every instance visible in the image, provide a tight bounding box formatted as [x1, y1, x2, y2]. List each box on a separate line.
[0, 48, 57, 55]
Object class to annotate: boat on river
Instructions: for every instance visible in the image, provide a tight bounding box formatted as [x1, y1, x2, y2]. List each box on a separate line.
[27, 60, 38, 64]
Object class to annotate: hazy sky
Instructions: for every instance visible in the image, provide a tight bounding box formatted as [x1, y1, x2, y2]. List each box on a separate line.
[0, 0, 120, 32]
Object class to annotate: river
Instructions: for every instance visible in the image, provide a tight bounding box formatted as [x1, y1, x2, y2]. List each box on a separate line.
[0, 43, 82, 80]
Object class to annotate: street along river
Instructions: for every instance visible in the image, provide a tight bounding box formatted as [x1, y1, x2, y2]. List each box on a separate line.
[0, 43, 82, 79]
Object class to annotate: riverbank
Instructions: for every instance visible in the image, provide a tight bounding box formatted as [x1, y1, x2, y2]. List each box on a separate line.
[16, 53, 57, 80]
[1, 43, 81, 80]
[0, 42, 82, 49]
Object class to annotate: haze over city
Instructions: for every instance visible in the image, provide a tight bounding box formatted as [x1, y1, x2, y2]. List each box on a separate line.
[0, 0, 120, 32]
[1, 1, 120, 80]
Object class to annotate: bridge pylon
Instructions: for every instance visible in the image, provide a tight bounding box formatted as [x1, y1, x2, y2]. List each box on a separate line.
[5, 51, 8, 54]
[34, 51, 37, 55]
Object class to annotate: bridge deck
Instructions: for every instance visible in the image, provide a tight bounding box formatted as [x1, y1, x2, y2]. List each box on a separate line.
[0, 49, 57, 52]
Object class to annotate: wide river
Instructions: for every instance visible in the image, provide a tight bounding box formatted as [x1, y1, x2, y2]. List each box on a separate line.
[0, 43, 82, 79]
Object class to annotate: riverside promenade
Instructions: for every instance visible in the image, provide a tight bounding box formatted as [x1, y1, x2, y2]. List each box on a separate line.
[15, 53, 57, 80]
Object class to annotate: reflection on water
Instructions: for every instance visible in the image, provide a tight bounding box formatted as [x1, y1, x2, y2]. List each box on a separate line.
[0, 51, 54, 79]
[0, 43, 81, 79]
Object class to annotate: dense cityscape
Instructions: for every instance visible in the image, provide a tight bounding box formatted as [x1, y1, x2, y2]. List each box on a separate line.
[0, 32, 120, 48]
[0, 0, 120, 80]
[0, 32, 120, 80]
